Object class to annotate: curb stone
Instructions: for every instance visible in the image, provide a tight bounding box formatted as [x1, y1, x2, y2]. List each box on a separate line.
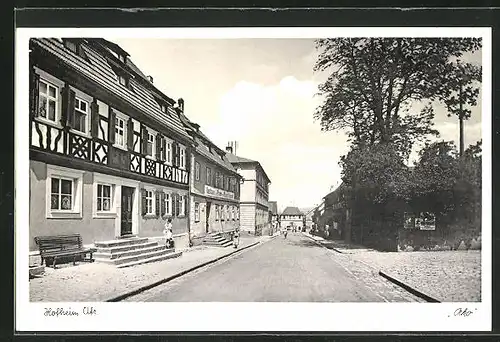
[378, 270, 441, 303]
[106, 240, 263, 302]
[302, 233, 438, 302]
[302, 233, 344, 254]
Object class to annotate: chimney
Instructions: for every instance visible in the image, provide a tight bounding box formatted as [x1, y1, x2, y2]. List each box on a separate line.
[147, 75, 153, 83]
[226, 142, 233, 154]
[177, 98, 184, 113]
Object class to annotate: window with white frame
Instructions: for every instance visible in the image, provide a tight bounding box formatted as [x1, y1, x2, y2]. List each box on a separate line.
[179, 195, 185, 216]
[194, 202, 200, 222]
[147, 133, 155, 158]
[164, 192, 172, 216]
[195, 162, 200, 181]
[50, 177, 73, 211]
[73, 97, 89, 134]
[164, 139, 172, 164]
[96, 184, 112, 212]
[145, 190, 154, 215]
[179, 146, 186, 169]
[115, 116, 126, 148]
[46, 165, 83, 218]
[206, 167, 211, 185]
[38, 79, 58, 123]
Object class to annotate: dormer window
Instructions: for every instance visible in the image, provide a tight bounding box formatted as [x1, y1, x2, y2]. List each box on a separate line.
[118, 54, 126, 63]
[118, 75, 127, 86]
[160, 103, 167, 113]
[64, 40, 78, 53]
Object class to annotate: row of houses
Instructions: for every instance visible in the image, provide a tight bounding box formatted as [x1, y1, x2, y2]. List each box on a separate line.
[28, 37, 273, 252]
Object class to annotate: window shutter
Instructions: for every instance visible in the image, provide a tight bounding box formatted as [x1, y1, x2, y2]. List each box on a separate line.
[185, 147, 190, 171]
[90, 99, 99, 138]
[156, 133, 163, 161]
[61, 84, 75, 128]
[30, 68, 40, 119]
[174, 193, 180, 217]
[172, 142, 178, 167]
[184, 195, 188, 217]
[160, 191, 166, 218]
[141, 189, 147, 216]
[127, 118, 134, 150]
[108, 108, 116, 144]
[155, 190, 161, 217]
[141, 126, 148, 155]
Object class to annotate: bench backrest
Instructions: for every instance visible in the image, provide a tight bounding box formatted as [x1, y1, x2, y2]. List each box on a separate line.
[34, 234, 83, 254]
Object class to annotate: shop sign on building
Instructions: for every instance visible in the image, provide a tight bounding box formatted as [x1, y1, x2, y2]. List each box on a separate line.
[204, 185, 235, 200]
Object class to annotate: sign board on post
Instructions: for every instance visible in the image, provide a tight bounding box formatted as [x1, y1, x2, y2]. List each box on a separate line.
[404, 212, 416, 229]
[416, 212, 436, 231]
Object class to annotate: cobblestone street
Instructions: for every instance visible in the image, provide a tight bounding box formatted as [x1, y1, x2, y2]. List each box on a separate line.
[123, 232, 422, 302]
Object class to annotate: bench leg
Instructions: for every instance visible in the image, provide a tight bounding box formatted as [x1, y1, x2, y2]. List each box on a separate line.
[52, 256, 57, 269]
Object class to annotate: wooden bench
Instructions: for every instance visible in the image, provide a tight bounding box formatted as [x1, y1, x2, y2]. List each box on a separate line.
[34, 234, 96, 268]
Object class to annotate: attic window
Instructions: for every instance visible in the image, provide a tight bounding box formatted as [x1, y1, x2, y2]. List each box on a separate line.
[64, 40, 78, 53]
[118, 75, 127, 86]
[160, 103, 167, 113]
[118, 54, 126, 63]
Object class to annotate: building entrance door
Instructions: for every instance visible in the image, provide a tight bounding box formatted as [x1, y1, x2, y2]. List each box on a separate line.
[205, 202, 211, 233]
[121, 186, 134, 236]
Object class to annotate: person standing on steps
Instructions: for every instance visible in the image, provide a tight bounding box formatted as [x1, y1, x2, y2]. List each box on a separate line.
[164, 218, 174, 249]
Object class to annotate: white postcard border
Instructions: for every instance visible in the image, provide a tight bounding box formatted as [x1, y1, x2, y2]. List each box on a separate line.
[15, 26, 492, 332]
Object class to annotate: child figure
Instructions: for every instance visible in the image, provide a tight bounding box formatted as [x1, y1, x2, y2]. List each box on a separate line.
[164, 218, 174, 249]
[233, 229, 240, 248]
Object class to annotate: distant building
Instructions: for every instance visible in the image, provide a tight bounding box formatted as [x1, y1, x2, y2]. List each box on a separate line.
[269, 201, 279, 233]
[280, 207, 304, 231]
[226, 146, 271, 236]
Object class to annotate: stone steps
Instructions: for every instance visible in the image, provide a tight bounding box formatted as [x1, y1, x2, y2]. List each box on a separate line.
[117, 251, 183, 268]
[202, 232, 232, 247]
[93, 237, 182, 267]
[93, 244, 168, 260]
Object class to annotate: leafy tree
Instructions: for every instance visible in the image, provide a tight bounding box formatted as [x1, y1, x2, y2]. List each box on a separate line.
[438, 61, 482, 156]
[314, 38, 482, 157]
[340, 143, 412, 204]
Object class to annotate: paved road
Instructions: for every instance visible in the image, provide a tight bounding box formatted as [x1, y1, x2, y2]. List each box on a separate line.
[125, 233, 414, 302]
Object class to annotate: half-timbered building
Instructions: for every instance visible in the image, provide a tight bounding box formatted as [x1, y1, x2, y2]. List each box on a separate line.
[28, 38, 193, 251]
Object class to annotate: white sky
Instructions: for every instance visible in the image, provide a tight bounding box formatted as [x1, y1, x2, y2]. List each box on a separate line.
[111, 38, 482, 212]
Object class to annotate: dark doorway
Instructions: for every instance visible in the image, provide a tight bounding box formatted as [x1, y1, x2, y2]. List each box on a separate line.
[121, 186, 134, 236]
[206, 201, 211, 233]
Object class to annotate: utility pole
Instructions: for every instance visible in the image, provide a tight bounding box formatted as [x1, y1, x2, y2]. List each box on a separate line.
[459, 84, 465, 157]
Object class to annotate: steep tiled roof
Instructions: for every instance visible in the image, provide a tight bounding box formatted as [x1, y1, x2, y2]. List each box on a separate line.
[194, 136, 238, 174]
[281, 207, 303, 216]
[225, 153, 257, 164]
[268, 201, 278, 215]
[31, 38, 190, 140]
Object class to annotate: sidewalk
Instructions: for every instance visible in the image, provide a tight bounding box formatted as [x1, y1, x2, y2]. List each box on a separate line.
[302, 232, 373, 253]
[302, 232, 480, 302]
[30, 235, 273, 302]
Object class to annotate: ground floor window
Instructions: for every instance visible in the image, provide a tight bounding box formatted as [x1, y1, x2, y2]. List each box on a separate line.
[179, 195, 186, 216]
[194, 202, 200, 222]
[46, 165, 84, 218]
[215, 204, 220, 221]
[96, 184, 112, 212]
[50, 177, 73, 210]
[145, 190, 154, 215]
[164, 192, 172, 216]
